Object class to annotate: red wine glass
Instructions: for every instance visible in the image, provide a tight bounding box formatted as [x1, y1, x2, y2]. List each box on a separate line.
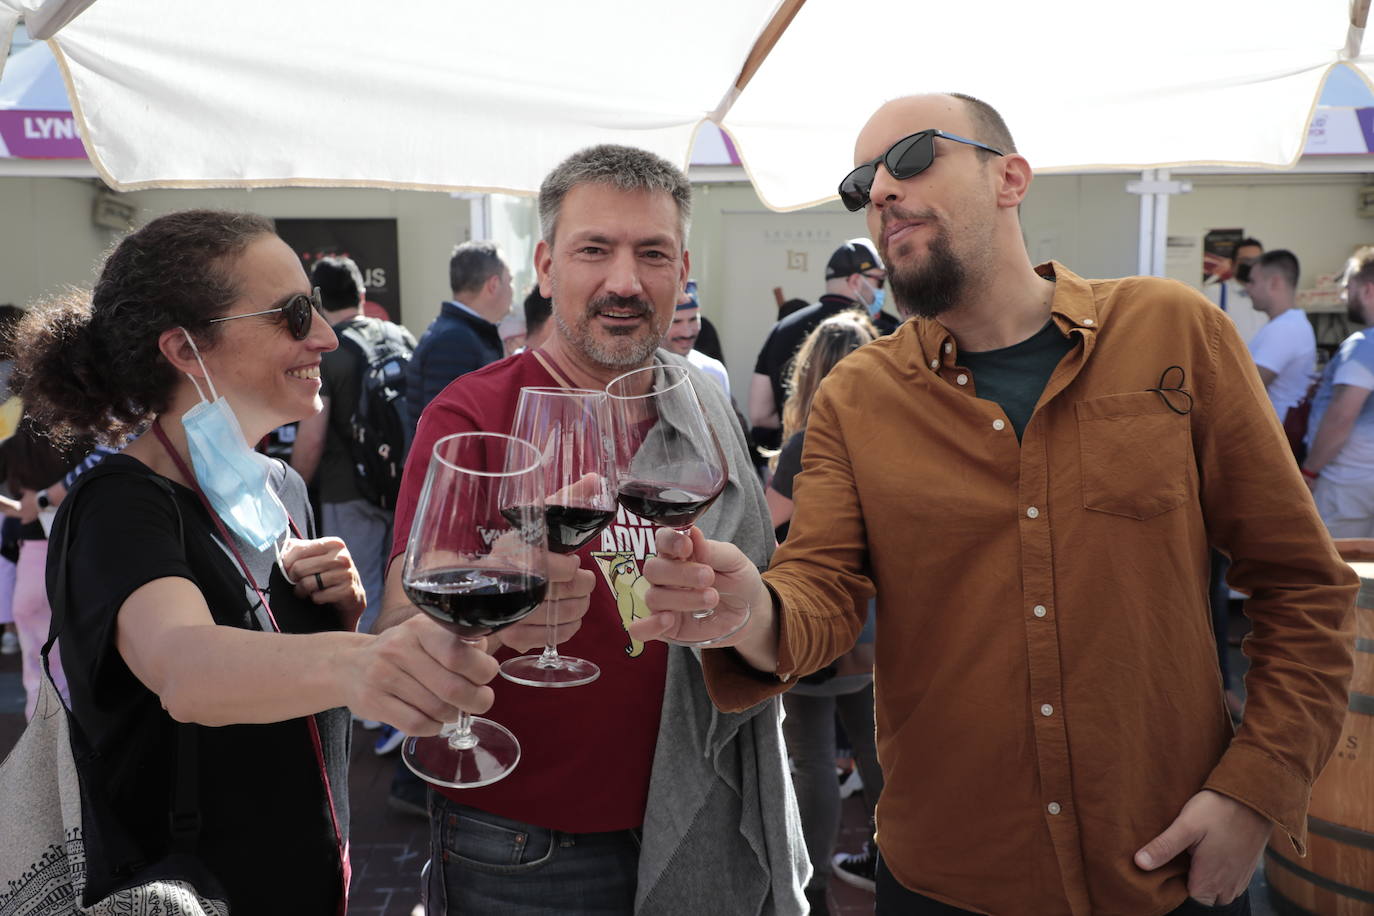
[400, 432, 548, 789]
[499, 387, 616, 688]
[605, 364, 746, 646]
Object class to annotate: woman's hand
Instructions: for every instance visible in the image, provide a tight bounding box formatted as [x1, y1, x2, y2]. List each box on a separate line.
[282, 537, 365, 623]
[345, 615, 500, 735]
[490, 552, 596, 653]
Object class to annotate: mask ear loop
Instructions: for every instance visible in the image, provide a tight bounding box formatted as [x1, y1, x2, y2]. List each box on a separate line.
[271, 488, 299, 585]
[178, 327, 221, 403]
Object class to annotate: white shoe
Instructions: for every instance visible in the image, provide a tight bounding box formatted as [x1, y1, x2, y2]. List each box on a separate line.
[0, 631, 17, 655]
[839, 768, 863, 799]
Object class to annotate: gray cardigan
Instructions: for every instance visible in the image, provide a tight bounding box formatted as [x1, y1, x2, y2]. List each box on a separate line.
[634, 352, 809, 916]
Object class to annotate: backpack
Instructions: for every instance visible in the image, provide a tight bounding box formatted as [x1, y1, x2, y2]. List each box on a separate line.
[336, 319, 415, 509]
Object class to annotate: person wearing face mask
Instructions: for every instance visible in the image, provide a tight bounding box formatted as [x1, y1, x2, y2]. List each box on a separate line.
[749, 238, 893, 455]
[9, 210, 587, 914]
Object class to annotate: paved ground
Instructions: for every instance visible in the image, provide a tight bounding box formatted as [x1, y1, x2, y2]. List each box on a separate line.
[0, 610, 1278, 915]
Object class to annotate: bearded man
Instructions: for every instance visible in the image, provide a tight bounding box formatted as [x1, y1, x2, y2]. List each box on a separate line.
[377, 144, 807, 915]
[636, 94, 1356, 916]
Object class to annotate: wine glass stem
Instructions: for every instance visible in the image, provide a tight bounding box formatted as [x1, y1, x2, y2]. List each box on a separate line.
[673, 525, 716, 620]
[448, 711, 478, 750]
[537, 597, 564, 668]
[447, 635, 486, 749]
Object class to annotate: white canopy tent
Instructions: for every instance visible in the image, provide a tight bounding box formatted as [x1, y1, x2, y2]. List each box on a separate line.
[2, 0, 1373, 272]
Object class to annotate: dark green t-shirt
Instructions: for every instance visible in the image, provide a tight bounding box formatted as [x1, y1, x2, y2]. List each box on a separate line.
[958, 319, 1076, 440]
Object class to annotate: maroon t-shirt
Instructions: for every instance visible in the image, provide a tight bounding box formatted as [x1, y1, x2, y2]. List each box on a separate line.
[391, 351, 669, 833]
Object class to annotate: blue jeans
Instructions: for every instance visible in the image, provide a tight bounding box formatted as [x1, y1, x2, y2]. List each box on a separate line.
[425, 795, 640, 915]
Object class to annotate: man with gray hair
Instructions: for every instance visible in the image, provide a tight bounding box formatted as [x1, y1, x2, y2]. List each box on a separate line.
[378, 144, 808, 915]
[403, 240, 513, 423]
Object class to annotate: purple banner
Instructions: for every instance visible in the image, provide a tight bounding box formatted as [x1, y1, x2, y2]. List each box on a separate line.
[1355, 108, 1374, 156]
[0, 110, 86, 159]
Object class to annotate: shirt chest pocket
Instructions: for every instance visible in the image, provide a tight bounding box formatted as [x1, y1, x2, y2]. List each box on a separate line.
[1075, 391, 1191, 520]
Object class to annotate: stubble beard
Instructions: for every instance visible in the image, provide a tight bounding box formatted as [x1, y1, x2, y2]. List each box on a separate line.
[553, 293, 668, 370]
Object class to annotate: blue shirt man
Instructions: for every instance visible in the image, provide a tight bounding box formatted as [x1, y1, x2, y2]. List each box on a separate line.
[1303, 245, 1374, 536]
[404, 240, 513, 423]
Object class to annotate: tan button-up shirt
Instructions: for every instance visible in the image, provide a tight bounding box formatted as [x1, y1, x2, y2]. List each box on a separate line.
[704, 263, 1356, 915]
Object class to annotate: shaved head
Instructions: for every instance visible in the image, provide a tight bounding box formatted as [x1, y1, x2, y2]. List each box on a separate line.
[853, 94, 1027, 319]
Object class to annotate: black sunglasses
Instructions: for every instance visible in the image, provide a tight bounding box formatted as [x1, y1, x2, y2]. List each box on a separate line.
[208, 287, 324, 340]
[839, 129, 1005, 212]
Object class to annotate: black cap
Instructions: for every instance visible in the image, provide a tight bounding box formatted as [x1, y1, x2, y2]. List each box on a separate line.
[825, 239, 883, 280]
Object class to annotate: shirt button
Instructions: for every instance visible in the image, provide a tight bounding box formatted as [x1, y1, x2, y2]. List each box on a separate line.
[956, 374, 969, 386]
[1083, 318, 1095, 326]
[1026, 506, 1039, 519]
[944, 342, 953, 353]
[992, 419, 1006, 431]
[930, 359, 940, 369]
[1048, 802, 1062, 815]
[1040, 704, 1054, 717]
[1033, 605, 1047, 618]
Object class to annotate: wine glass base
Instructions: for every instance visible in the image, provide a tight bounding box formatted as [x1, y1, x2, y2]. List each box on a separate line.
[499, 653, 601, 688]
[402, 718, 521, 789]
[660, 604, 751, 647]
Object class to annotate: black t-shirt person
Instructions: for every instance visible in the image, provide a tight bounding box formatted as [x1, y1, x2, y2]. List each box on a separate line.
[51, 455, 349, 913]
[753, 295, 871, 423]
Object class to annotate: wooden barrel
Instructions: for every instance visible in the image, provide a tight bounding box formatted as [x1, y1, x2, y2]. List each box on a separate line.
[1264, 559, 1374, 914]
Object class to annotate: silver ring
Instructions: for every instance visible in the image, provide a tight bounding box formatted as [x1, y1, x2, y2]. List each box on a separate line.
[314, 572, 325, 591]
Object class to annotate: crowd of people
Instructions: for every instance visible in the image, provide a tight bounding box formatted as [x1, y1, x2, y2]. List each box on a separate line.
[0, 91, 1363, 916]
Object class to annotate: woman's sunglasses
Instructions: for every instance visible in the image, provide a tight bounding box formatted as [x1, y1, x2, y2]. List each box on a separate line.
[208, 287, 324, 340]
[838, 129, 1005, 212]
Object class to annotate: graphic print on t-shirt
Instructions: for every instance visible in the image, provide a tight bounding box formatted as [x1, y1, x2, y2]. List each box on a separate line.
[590, 504, 661, 658]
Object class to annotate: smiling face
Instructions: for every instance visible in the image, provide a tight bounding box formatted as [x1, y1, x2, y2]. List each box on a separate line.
[196, 234, 338, 439]
[854, 96, 1003, 317]
[536, 183, 689, 377]
[666, 288, 701, 356]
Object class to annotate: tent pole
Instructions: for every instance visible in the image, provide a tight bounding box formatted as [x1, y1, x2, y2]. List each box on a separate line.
[734, 0, 806, 94]
[710, 0, 806, 121]
[1152, 169, 1171, 278]
[470, 194, 492, 243]
[1137, 169, 1156, 277]
[1346, 0, 1371, 59]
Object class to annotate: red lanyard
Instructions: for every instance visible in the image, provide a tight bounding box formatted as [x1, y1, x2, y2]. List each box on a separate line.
[152, 420, 351, 913]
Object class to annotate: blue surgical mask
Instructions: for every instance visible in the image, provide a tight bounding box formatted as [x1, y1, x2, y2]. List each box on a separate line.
[178, 329, 291, 555]
[862, 277, 886, 317]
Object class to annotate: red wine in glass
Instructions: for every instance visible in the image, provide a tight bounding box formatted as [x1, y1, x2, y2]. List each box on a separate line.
[498, 387, 617, 688]
[400, 431, 548, 789]
[614, 481, 721, 531]
[606, 364, 746, 647]
[501, 505, 617, 555]
[404, 567, 549, 638]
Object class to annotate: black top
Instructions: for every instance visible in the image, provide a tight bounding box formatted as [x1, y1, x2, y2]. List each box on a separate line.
[957, 320, 1076, 440]
[769, 430, 806, 542]
[695, 316, 725, 365]
[872, 311, 903, 335]
[51, 455, 349, 913]
[753, 294, 867, 417]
